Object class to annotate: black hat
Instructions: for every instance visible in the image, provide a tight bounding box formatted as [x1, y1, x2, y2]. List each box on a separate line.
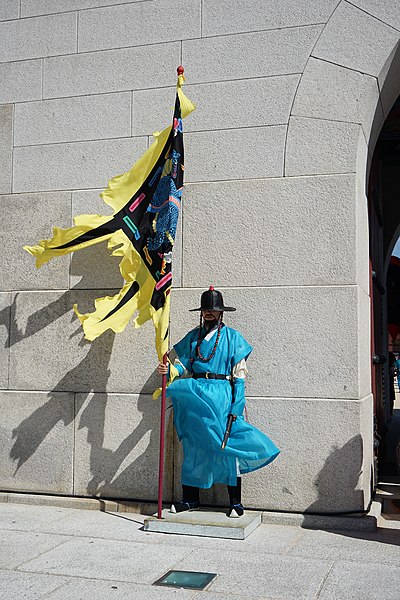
[189, 286, 236, 312]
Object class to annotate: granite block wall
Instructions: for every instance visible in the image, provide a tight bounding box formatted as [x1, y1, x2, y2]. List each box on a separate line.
[0, 0, 399, 511]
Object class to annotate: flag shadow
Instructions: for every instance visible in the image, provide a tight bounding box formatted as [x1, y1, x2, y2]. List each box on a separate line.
[78, 374, 174, 502]
[5, 249, 166, 502]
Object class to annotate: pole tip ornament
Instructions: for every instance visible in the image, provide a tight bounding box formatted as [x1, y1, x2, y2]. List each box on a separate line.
[176, 65, 186, 89]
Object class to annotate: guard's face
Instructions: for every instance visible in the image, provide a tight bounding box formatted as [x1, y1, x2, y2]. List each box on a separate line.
[201, 310, 222, 321]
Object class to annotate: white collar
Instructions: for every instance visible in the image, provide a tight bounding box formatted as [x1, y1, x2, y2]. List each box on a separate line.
[203, 325, 218, 342]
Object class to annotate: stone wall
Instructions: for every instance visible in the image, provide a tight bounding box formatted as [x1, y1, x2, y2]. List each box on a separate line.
[0, 0, 399, 512]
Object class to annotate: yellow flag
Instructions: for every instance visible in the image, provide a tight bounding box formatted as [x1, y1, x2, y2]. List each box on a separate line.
[25, 74, 195, 360]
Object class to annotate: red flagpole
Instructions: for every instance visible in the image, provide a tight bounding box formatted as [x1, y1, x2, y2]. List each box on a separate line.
[157, 65, 186, 519]
[157, 351, 168, 519]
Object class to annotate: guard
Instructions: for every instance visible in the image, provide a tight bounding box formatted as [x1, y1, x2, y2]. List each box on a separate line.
[158, 287, 280, 517]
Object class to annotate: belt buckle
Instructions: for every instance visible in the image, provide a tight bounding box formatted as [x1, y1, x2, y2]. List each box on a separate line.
[205, 372, 210, 379]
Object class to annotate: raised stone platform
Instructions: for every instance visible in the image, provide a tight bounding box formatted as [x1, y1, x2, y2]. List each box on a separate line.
[144, 507, 262, 539]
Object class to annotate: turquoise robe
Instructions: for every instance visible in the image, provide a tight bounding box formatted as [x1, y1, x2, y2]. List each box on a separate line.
[167, 324, 280, 488]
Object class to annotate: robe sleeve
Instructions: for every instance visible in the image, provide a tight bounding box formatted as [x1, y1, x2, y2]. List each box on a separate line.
[230, 331, 253, 368]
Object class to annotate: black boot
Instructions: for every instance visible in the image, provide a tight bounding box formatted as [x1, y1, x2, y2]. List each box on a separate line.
[170, 485, 200, 514]
[227, 477, 244, 518]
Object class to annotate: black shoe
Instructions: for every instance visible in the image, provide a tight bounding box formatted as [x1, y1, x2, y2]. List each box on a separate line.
[170, 501, 200, 514]
[228, 503, 244, 518]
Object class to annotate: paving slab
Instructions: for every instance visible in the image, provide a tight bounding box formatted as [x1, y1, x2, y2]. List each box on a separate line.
[0, 503, 70, 531]
[172, 550, 332, 600]
[20, 537, 191, 584]
[151, 521, 304, 554]
[287, 527, 400, 567]
[0, 530, 68, 569]
[144, 508, 261, 539]
[44, 577, 196, 599]
[318, 560, 400, 600]
[0, 569, 70, 600]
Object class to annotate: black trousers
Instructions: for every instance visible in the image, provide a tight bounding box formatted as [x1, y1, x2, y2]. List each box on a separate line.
[182, 478, 242, 505]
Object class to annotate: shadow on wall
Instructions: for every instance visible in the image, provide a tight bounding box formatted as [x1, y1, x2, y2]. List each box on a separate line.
[303, 434, 365, 521]
[9, 331, 115, 476]
[79, 384, 174, 499]
[0, 250, 167, 500]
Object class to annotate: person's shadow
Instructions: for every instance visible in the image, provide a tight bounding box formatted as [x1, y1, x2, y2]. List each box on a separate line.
[303, 435, 365, 517]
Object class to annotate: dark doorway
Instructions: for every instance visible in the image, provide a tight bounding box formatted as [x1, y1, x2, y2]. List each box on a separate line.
[368, 96, 400, 509]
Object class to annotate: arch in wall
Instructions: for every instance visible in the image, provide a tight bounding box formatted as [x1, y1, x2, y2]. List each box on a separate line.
[284, 0, 400, 505]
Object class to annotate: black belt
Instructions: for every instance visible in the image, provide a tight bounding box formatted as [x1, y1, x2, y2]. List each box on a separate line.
[192, 372, 230, 380]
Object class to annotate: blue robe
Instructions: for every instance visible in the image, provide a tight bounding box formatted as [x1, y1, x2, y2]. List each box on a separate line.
[167, 324, 280, 488]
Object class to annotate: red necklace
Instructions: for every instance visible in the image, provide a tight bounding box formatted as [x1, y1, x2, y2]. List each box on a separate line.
[191, 319, 222, 363]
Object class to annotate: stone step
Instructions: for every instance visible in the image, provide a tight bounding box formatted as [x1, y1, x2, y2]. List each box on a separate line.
[144, 507, 261, 539]
[375, 482, 400, 499]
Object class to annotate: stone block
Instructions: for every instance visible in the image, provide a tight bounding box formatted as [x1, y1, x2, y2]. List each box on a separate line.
[0, 104, 12, 193]
[71, 189, 112, 217]
[0, 0, 19, 20]
[378, 43, 400, 119]
[78, 0, 201, 53]
[285, 116, 361, 176]
[318, 561, 400, 599]
[240, 395, 373, 512]
[21, 0, 139, 17]
[0, 59, 42, 104]
[169, 286, 367, 400]
[292, 57, 380, 139]
[350, 0, 400, 31]
[44, 42, 181, 99]
[181, 176, 359, 288]
[184, 126, 286, 183]
[21, 537, 189, 583]
[202, 0, 337, 36]
[172, 549, 331, 599]
[262, 509, 378, 531]
[357, 289, 371, 399]
[13, 137, 147, 192]
[0, 192, 71, 291]
[14, 93, 132, 146]
[0, 12, 77, 63]
[69, 244, 124, 291]
[0, 293, 11, 389]
[312, 2, 400, 77]
[8, 290, 162, 394]
[183, 25, 322, 84]
[73, 393, 174, 502]
[0, 390, 74, 494]
[133, 75, 300, 136]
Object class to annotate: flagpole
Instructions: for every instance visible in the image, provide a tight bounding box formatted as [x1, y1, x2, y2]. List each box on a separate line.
[157, 353, 168, 519]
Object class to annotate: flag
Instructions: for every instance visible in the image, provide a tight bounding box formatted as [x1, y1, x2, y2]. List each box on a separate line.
[24, 71, 195, 360]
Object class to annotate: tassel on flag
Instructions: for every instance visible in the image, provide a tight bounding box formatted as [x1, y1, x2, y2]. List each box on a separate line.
[24, 68, 195, 360]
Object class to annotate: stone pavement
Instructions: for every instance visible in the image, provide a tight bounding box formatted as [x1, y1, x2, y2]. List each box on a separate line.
[1, 502, 400, 599]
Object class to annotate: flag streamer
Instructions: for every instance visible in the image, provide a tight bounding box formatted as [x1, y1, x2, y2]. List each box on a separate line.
[24, 74, 195, 360]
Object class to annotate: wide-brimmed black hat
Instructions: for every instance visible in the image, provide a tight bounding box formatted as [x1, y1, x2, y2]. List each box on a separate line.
[189, 286, 236, 312]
